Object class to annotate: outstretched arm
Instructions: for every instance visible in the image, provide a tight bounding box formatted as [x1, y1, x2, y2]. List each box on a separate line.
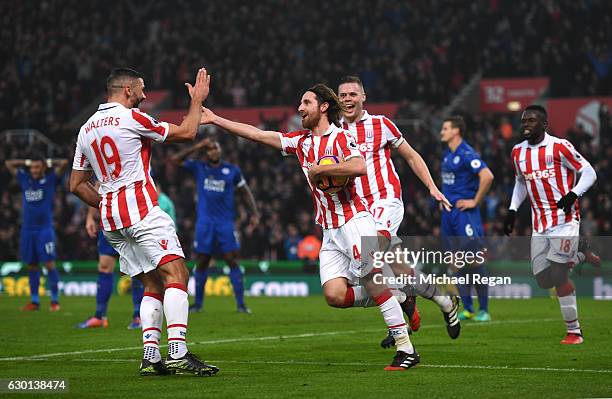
[396, 141, 452, 211]
[202, 107, 282, 150]
[69, 169, 99, 207]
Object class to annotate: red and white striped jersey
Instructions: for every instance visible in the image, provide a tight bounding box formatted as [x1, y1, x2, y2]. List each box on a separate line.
[341, 111, 404, 207]
[72, 102, 169, 231]
[278, 124, 368, 229]
[511, 133, 591, 233]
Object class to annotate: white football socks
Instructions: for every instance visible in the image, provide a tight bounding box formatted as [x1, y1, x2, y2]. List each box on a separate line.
[376, 293, 413, 353]
[558, 293, 581, 334]
[164, 284, 189, 359]
[141, 293, 163, 363]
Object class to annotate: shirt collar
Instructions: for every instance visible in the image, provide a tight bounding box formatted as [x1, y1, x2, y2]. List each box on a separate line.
[98, 102, 122, 111]
[339, 110, 369, 125]
[528, 132, 550, 147]
[321, 123, 339, 136]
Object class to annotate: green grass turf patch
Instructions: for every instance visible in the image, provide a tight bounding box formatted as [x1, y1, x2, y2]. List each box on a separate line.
[0, 295, 611, 398]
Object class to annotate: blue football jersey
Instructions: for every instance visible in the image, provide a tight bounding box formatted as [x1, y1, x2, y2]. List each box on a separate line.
[16, 169, 59, 229]
[184, 160, 245, 224]
[441, 140, 487, 205]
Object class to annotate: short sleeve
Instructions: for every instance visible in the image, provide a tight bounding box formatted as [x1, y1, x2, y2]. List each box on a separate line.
[72, 138, 92, 171]
[182, 159, 198, 174]
[234, 167, 246, 188]
[382, 117, 405, 148]
[558, 140, 590, 172]
[336, 131, 363, 161]
[464, 150, 487, 175]
[279, 130, 306, 157]
[15, 169, 28, 187]
[130, 109, 169, 143]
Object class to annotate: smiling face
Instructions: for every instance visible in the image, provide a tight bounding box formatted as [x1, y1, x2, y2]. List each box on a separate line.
[520, 109, 547, 143]
[338, 82, 366, 123]
[298, 91, 326, 130]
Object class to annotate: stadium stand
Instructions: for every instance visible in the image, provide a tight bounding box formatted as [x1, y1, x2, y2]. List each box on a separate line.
[1, 0, 610, 260]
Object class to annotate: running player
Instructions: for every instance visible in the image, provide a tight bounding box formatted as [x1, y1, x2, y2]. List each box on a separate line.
[504, 105, 598, 344]
[197, 82, 419, 370]
[5, 155, 68, 311]
[338, 76, 461, 347]
[70, 67, 218, 375]
[171, 139, 259, 313]
[440, 115, 494, 321]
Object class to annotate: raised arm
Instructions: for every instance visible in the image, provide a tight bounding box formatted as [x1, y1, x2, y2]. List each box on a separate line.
[4, 159, 27, 176]
[165, 68, 211, 143]
[50, 158, 69, 176]
[169, 138, 212, 165]
[396, 141, 452, 211]
[201, 107, 282, 150]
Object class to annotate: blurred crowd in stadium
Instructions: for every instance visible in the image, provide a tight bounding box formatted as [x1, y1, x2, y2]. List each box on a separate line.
[1, 0, 611, 261]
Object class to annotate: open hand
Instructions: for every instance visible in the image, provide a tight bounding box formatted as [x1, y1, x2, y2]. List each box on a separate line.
[185, 68, 211, 103]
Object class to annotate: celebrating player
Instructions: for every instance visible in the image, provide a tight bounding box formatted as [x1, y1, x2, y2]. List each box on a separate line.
[76, 204, 144, 330]
[70, 67, 219, 376]
[171, 139, 259, 314]
[440, 116, 494, 321]
[504, 105, 598, 344]
[197, 82, 419, 371]
[338, 76, 461, 347]
[5, 155, 68, 311]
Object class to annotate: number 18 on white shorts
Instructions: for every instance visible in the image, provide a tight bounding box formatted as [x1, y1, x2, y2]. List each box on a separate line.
[531, 220, 579, 275]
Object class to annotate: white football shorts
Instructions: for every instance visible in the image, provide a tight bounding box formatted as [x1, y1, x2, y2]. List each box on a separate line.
[319, 211, 378, 286]
[369, 198, 404, 236]
[531, 219, 579, 275]
[103, 206, 184, 277]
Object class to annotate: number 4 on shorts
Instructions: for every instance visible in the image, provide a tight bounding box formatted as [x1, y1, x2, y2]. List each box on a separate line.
[352, 244, 361, 261]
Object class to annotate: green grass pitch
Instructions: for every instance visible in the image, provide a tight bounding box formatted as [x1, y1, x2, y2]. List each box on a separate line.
[1, 295, 611, 398]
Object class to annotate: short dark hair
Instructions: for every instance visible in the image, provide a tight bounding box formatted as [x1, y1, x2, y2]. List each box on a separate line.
[339, 75, 364, 90]
[443, 115, 466, 135]
[525, 104, 548, 121]
[106, 68, 143, 94]
[307, 83, 347, 126]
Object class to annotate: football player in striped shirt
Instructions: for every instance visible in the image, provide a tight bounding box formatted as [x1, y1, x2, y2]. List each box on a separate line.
[504, 104, 599, 344]
[198, 83, 420, 370]
[338, 76, 461, 347]
[70, 67, 218, 376]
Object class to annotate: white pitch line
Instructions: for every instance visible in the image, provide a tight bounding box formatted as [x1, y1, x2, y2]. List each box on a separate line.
[18, 358, 612, 375]
[0, 318, 560, 362]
